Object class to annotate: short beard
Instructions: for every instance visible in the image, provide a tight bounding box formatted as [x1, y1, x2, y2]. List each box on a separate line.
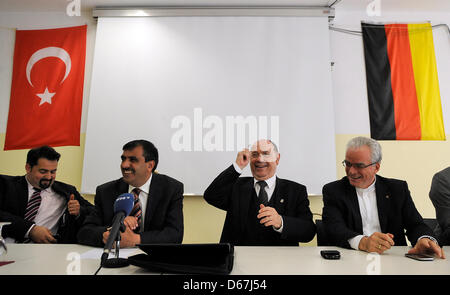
[39, 179, 52, 190]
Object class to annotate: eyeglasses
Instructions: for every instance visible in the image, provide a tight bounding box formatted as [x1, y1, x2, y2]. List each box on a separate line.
[342, 160, 377, 169]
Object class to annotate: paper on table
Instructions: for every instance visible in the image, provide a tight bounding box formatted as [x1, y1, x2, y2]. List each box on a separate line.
[80, 248, 140, 260]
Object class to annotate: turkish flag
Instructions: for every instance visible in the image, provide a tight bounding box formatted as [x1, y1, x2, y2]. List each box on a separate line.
[4, 25, 86, 150]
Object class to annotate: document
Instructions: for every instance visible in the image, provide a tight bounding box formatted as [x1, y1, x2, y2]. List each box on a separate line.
[80, 248, 140, 260]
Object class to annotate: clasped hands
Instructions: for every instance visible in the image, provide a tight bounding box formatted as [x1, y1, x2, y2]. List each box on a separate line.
[102, 216, 141, 248]
[359, 232, 445, 259]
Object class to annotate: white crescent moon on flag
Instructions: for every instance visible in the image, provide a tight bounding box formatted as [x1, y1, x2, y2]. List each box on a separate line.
[26, 47, 72, 87]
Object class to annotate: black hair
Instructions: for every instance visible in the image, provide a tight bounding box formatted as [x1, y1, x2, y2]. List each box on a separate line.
[123, 139, 158, 172]
[26, 146, 61, 168]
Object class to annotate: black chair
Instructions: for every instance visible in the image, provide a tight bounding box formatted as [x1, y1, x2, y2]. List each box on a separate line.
[315, 219, 332, 246]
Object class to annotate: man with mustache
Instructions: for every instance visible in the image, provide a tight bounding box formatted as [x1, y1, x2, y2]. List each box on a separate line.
[204, 139, 316, 246]
[0, 146, 93, 243]
[77, 139, 183, 248]
[322, 136, 445, 258]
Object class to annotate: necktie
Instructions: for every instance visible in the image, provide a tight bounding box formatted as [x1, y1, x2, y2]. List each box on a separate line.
[24, 188, 42, 222]
[257, 181, 268, 205]
[130, 188, 142, 233]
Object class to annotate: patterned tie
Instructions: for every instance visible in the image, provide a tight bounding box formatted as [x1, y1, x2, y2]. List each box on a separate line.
[130, 188, 142, 233]
[24, 188, 42, 222]
[257, 181, 268, 205]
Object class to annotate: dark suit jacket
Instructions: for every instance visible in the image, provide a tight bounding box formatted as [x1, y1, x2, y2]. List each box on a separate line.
[203, 165, 316, 246]
[429, 166, 450, 245]
[0, 174, 94, 243]
[77, 173, 184, 247]
[322, 175, 435, 249]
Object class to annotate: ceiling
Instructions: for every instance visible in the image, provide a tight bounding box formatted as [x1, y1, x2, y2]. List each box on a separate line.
[0, 0, 334, 12]
[0, 0, 448, 12]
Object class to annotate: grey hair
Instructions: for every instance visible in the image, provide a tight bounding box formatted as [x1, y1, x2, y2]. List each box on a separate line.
[346, 136, 382, 163]
[268, 140, 279, 153]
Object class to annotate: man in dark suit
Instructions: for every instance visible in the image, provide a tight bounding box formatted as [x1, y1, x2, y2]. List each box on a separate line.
[0, 146, 93, 243]
[429, 166, 450, 245]
[204, 139, 315, 246]
[77, 140, 183, 248]
[322, 136, 445, 258]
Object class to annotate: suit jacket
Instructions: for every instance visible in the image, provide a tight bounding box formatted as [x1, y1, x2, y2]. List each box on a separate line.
[203, 165, 316, 246]
[77, 173, 184, 247]
[322, 175, 434, 249]
[429, 167, 450, 245]
[0, 174, 94, 243]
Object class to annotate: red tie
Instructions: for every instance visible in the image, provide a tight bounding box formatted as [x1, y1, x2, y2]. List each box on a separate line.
[24, 188, 42, 222]
[130, 188, 142, 232]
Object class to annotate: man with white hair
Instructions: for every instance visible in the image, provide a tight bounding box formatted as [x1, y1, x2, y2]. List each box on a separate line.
[204, 139, 316, 246]
[322, 136, 445, 258]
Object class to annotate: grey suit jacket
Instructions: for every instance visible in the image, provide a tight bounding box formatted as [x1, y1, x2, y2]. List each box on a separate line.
[429, 167, 450, 245]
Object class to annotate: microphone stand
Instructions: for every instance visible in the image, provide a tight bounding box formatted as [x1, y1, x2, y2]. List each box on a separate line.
[102, 222, 130, 268]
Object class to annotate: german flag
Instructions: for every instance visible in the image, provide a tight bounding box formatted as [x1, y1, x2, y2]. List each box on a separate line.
[362, 22, 445, 140]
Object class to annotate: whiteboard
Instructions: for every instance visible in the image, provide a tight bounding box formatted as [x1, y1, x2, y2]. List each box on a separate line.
[82, 16, 336, 195]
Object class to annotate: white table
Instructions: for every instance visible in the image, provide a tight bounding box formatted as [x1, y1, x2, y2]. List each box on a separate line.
[0, 244, 448, 275]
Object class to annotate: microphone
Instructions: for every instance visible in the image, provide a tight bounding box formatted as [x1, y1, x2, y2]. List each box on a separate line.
[101, 193, 134, 266]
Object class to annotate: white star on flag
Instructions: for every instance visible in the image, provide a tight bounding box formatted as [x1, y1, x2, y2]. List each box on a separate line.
[36, 87, 55, 106]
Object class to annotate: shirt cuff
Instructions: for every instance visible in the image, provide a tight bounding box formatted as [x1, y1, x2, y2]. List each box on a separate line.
[25, 223, 36, 239]
[273, 216, 284, 233]
[348, 235, 365, 250]
[417, 235, 439, 246]
[232, 162, 243, 174]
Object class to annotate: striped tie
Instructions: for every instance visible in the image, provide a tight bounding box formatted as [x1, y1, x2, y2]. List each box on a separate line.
[24, 188, 42, 222]
[130, 188, 142, 233]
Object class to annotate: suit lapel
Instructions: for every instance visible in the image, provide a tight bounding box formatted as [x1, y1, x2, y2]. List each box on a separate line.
[238, 178, 254, 233]
[18, 176, 30, 211]
[144, 174, 161, 229]
[271, 177, 284, 211]
[117, 179, 129, 194]
[375, 176, 390, 233]
[52, 182, 69, 202]
[344, 178, 364, 233]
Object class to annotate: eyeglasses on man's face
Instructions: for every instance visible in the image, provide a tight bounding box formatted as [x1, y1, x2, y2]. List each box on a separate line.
[342, 160, 377, 169]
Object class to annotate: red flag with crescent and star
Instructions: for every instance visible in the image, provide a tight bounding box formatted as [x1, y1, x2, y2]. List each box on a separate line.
[4, 25, 86, 150]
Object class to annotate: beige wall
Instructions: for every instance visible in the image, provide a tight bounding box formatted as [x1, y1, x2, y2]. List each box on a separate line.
[3, 132, 446, 245]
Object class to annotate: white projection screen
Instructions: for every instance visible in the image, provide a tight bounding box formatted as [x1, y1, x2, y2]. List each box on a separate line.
[82, 15, 336, 195]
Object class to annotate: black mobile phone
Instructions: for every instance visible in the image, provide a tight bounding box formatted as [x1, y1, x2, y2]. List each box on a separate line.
[404, 253, 434, 261]
[320, 250, 341, 260]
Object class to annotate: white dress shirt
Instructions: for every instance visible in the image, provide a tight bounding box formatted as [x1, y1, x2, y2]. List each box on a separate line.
[128, 174, 152, 231]
[232, 162, 284, 232]
[348, 179, 381, 250]
[25, 178, 66, 239]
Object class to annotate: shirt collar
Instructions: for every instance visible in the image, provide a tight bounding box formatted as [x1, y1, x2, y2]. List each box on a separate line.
[128, 174, 152, 195]
[253, 174, 277, 189]
[25, 175, 52, 193]
[355, 177, 376, 194]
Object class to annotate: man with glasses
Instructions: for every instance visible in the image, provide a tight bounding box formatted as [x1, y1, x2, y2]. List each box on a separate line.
[204, 139, 315, 246]
[322, 136, 445, 258]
